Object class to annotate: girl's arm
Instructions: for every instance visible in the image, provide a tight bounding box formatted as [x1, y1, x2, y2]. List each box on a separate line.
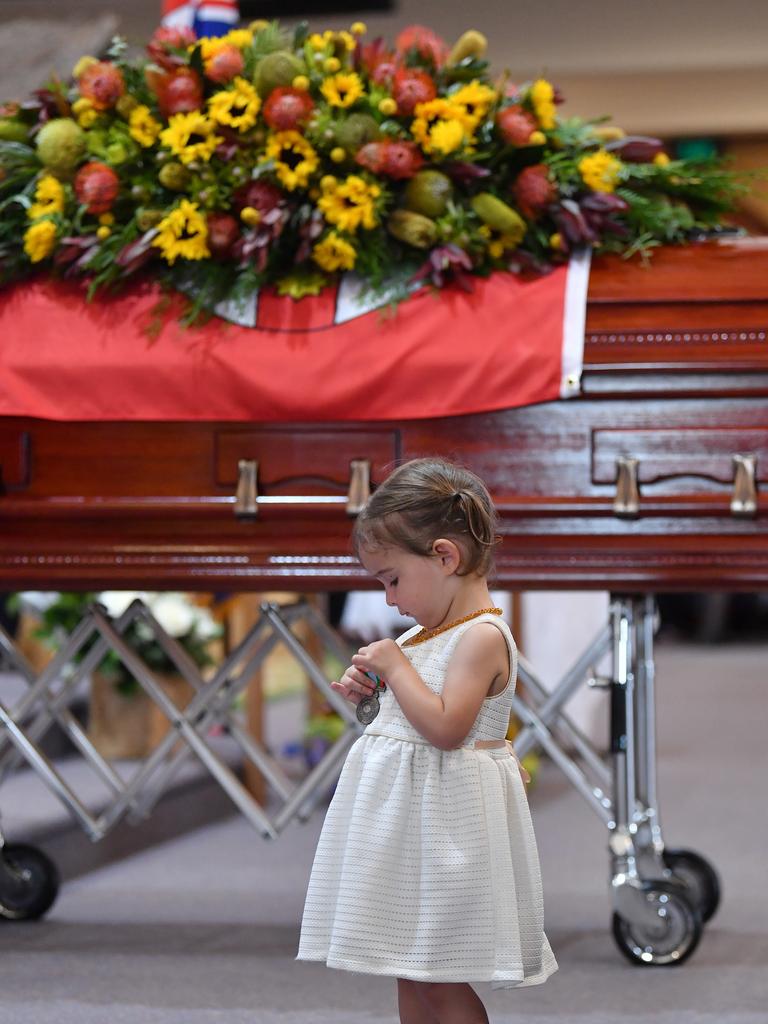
[352, 623, 509, 750]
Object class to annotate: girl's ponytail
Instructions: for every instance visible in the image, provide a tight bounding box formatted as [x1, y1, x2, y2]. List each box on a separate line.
[353, 458, 499, 577]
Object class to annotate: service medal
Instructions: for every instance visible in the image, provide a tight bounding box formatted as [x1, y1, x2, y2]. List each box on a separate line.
[356, 692, 380, 725]
[356, 671, 385, 725]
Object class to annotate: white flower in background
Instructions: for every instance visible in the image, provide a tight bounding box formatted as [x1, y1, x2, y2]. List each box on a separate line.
[145, 593, 198, 638]
[98, 591, 144, 619]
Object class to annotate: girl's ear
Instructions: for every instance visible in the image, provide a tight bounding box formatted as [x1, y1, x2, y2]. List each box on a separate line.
[432, 538, 462, 573]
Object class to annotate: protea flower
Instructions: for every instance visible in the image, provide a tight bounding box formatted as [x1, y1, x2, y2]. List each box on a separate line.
[392, 68, 437, 117]
[147, 25, 197, 70]
[496, 105, 537, 146]
[205, 45, 245, 85]
[78, 61, 126, 111]
[512, 164, 555, 220]
[154, 69, 204, 117]
[395, 25, 449, 67]
[74, 161, 120, 214]
[206, 212, 240, 260]
[263, 87, 315, 131]
[355, 140, 424, 179]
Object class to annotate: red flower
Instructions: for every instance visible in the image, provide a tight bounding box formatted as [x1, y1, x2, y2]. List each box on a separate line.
[395, 25, 449, 67]
[262, 87, 315, 131]
[205, 45, 245, 85]
[155, 68, 204, 117]
[496, 105, 537, 146]
[232, 180, 284, 215]
[74, 162, 120, 215]
[358, 39, 399, 85]
[511, 165, 555, 220]
[206, 212, 240, 259]
[147, 26, 197, 71]
[78, 62, 125, 111]
[355, 140, 424, 180]
[392, 67, 437, 117]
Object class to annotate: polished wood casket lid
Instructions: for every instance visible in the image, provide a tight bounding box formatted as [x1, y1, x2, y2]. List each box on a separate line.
[1, 237, 767, 590]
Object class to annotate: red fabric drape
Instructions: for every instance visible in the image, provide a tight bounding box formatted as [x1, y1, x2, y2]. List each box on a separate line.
[0, 268, 571, 422]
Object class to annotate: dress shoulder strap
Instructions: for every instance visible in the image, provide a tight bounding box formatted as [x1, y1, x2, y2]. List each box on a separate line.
[446, 613, 518, 685]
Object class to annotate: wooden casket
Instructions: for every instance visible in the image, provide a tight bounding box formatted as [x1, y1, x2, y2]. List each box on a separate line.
[0, 236, 767, 592]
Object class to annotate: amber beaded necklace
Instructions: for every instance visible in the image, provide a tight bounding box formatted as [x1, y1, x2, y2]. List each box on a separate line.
[401, 607, 503, 647]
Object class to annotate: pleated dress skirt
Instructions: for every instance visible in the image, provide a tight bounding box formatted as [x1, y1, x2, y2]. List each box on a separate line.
[296, 732, 558, 988]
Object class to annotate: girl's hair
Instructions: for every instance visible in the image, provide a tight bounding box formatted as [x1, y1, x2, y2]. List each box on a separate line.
[352, 457, 498, 576]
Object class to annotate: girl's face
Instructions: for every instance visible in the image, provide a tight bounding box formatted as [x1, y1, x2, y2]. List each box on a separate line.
[358, 542, 458, 628]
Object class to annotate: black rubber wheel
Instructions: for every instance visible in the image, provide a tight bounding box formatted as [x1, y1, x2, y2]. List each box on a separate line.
[661, 846, 721, 923]
[612, 879, 703, 966]
[0, 844, 60, 921]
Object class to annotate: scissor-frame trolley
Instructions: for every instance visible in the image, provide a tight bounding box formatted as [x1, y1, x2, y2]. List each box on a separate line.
[0, 594, 719, 966]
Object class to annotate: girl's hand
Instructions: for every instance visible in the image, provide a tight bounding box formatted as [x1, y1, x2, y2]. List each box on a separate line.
[330, 665, 378, 706]
[351, 638, 404, 680]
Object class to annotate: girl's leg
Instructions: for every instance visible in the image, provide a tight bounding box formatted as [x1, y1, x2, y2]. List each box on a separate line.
[415, 981, 490, 1024]
[396, 978, 440, 1024]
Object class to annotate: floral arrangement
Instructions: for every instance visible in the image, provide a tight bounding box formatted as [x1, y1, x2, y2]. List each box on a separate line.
[17, 591, 221, 693]
[0, 19, 745, 319]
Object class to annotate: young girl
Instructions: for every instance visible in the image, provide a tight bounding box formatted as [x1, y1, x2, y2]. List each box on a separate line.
[296, 457, 558, 1023]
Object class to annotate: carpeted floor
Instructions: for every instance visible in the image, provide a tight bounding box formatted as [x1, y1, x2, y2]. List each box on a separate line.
[0, 638, 766, 1023]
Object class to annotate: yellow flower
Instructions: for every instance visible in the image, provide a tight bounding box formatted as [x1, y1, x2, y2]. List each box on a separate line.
[530, 78, 557, 131]
[317, 174, 379, 233]
[76, 107, 99, 128]
[578, 149, 623, 193]
[72, 97, 93, 116]
[529, 130, 546, 145]
[208, 77, 261, 132]
[351, 21, 367, 35]
[198, 36, 228, 62]
[23, 219, 57, 263]
[293, 75, 310, 91]
[654, 152, 671, 167]
[330, 146, 346, 163]
[264, 130, 319, 190]
[160, 112, 223, 165]
[378, 97, 397, 116]
[129, 104, 162, 147]
[320, 72, 364, 108]
[308, 33, 327, 51]
[479, 222, 523, 259]
[312, 231, 357, 272]
[411, 98, 473, 155]
[152, 199, 210, 263]
[99, 212, 115, 225]
[240, 206, 261, 226]
[28, 175, 65, 220]
[549, 232, 563, 250]
[223, 28, 254, 49]
[450, 81, 497, 127]
[429, 119, 466, 155]
[337, 30, 356, 52]
[96, 225, 111, 240]
[73, 55, 98, 79]
[324, 56, 341, 73]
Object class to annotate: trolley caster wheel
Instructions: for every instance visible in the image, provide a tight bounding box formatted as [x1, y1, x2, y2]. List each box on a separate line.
[0, 844, 60, 921]
[612, 879, 703, 966]
[662, 846, 721, 923]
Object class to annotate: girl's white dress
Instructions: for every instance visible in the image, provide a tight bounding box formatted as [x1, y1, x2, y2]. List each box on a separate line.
[296, 613, 558, 989]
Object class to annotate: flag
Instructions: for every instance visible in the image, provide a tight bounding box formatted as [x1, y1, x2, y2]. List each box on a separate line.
[161, 0, 240, 37]
[0, 258, 591, 422]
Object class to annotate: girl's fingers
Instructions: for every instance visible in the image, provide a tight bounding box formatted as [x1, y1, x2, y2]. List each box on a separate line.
[343, 667, 376, 695]
[331, 681, 361, 704]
